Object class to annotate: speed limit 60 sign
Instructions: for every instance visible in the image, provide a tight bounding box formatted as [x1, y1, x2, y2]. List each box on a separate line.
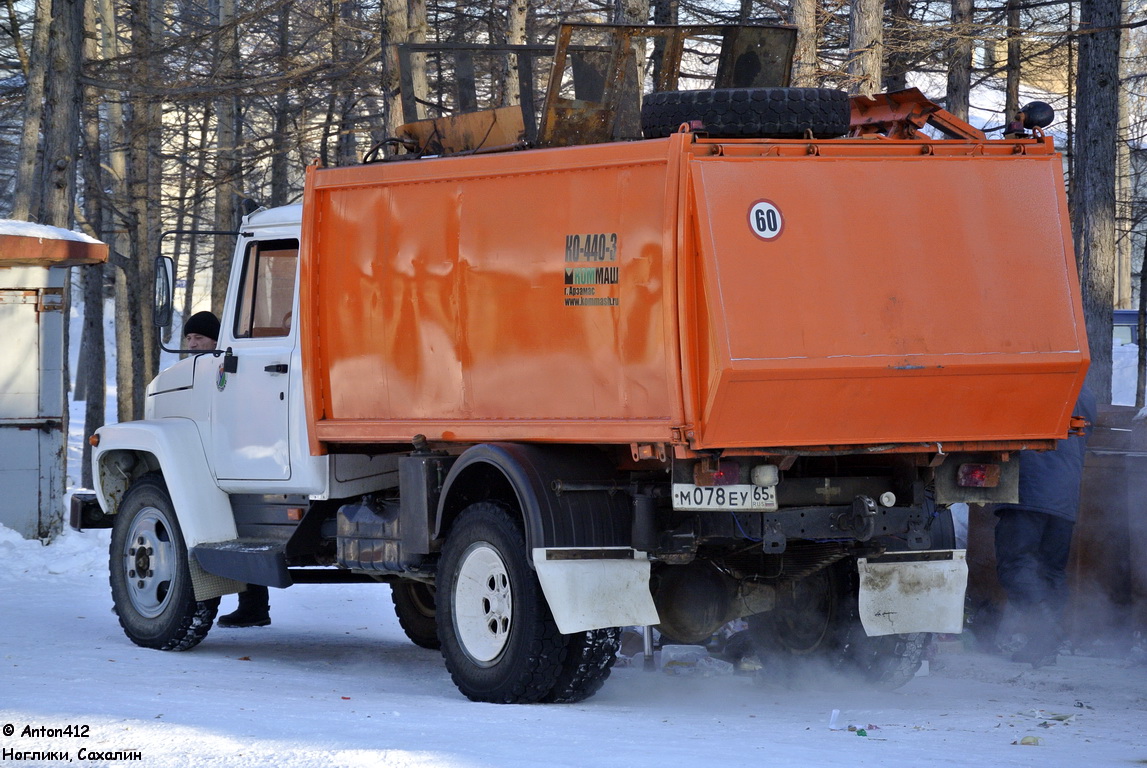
[748, 200, 783, 241]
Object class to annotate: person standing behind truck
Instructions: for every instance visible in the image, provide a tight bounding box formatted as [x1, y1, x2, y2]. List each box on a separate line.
[993, 385, 1097, 668]
[182, 310, 272, 628]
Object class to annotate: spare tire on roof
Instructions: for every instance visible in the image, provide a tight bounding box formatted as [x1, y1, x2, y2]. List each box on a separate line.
[640, 87, 852, 140]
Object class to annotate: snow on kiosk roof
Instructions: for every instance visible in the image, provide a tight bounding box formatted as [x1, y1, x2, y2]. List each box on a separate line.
[0, 220, 107, 267]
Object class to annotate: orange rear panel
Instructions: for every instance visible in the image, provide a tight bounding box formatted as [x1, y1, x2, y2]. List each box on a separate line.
[682, 139, 1088, 449]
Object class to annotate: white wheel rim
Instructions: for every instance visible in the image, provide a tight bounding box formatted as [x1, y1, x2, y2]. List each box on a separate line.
[453, 543, 512, 664]
[122, 507, 176, 619]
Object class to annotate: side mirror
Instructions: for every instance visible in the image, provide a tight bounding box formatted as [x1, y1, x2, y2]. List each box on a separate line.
[154, 256, 174, 328]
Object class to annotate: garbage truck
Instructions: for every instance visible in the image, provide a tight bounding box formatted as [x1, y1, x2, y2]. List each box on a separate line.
[79, 25, 1089, 703]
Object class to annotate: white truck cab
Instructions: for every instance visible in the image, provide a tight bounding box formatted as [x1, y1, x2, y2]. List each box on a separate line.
[146, 206, 319, 491]
[91, 205, 398, 610]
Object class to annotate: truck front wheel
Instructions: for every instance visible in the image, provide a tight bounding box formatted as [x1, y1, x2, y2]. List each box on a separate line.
[109, 474, 218, 651]
[437, 502, 565, 703]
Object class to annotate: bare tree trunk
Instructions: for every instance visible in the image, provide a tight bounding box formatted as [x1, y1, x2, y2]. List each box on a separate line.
[651, 0, 679, 87]
[95, 0, 133, 423]
[334, 0, 359, 165]
[1115, 34, 1131, 309]
[168, 113, 194, 343]
[181, 107, 213, 328]
[320, 91, 337, 167]
[380, 0, 408, 136]
[1073, 0, 1124, 403]
[123, 0, 161, 418]
[40, 0, 84, 228]
[615, 0, 650, 23]
[847, 0, 883, 96]
[883, 0, 912, 92]
[270, 3, 291, 203]
[790, 0, 818, 87]
[615, 0, 650, 129]
[11, 0, 50, 220]
[212, 0, 240, 311]
[79, 0, 106, 487]
[6, 0, 30, 74]
[407, 0, 429, 120]
[946, 0, 973, 121]
[1004, 0, 1020, 121]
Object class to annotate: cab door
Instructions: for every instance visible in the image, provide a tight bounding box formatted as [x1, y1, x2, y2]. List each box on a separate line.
[211, 238, 298, 481]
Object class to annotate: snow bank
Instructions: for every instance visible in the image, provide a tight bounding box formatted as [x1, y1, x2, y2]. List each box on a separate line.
[0, 522, 109, 577]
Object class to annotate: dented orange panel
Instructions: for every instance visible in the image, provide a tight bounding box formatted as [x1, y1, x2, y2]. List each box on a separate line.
[300, 138, 689, 447]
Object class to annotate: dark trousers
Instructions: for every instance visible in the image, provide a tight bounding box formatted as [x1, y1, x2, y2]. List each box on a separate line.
[994, 507, 1074, 648]
[240, 584, 270, 610]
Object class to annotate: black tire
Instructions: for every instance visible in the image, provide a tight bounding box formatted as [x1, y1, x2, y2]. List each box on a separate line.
[834, 620, 929, 690]
[641, 87, 851, 140]
[543, 628, 621, 704]
[109, 473, 219, 651]
[392, 580, 441, 650]
[437, 502, 566, 703]
[749, 561, 926, 689]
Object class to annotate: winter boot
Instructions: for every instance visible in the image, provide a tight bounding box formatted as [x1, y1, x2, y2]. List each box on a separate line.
[217, 585, 271, 627]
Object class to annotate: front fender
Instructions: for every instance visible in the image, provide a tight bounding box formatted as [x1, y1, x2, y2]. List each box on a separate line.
[93, 419, 237, 549]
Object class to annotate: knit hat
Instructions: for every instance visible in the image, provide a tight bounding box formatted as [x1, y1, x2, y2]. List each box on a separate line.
[184, 311, 220, 341]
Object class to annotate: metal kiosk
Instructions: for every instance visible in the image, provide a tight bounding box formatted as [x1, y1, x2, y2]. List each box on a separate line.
[0, 223, 107, 540]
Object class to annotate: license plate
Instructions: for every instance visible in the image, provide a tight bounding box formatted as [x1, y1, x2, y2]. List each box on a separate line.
[671, 483, 778, 511]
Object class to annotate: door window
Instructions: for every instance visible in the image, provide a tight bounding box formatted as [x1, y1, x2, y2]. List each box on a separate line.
[234, 239, 298, 339]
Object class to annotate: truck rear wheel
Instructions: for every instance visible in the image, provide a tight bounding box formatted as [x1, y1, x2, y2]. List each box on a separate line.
[391, 580, 440, 650]
[749, 561, 926, 689]
[755, 566, 839, 656]
[543, 628, 621, 703]
[640, 87, 851, 139]
[109, 474, 218, 651]
[437, 502, 565, 703]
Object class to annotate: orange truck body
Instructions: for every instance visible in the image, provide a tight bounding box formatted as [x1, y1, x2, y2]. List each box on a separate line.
[300, 129, 1087, 456]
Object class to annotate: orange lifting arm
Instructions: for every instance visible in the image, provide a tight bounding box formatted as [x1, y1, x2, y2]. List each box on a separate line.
[849, 87, 986, 140]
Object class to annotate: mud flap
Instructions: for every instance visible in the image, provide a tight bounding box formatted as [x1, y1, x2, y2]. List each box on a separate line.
[532, 547, 660, 634]
[857, 549, 967, 636]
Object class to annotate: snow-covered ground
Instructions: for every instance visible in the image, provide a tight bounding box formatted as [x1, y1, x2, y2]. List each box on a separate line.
[1, 291, 1142, 768]
[2, 523, 1146, 768]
